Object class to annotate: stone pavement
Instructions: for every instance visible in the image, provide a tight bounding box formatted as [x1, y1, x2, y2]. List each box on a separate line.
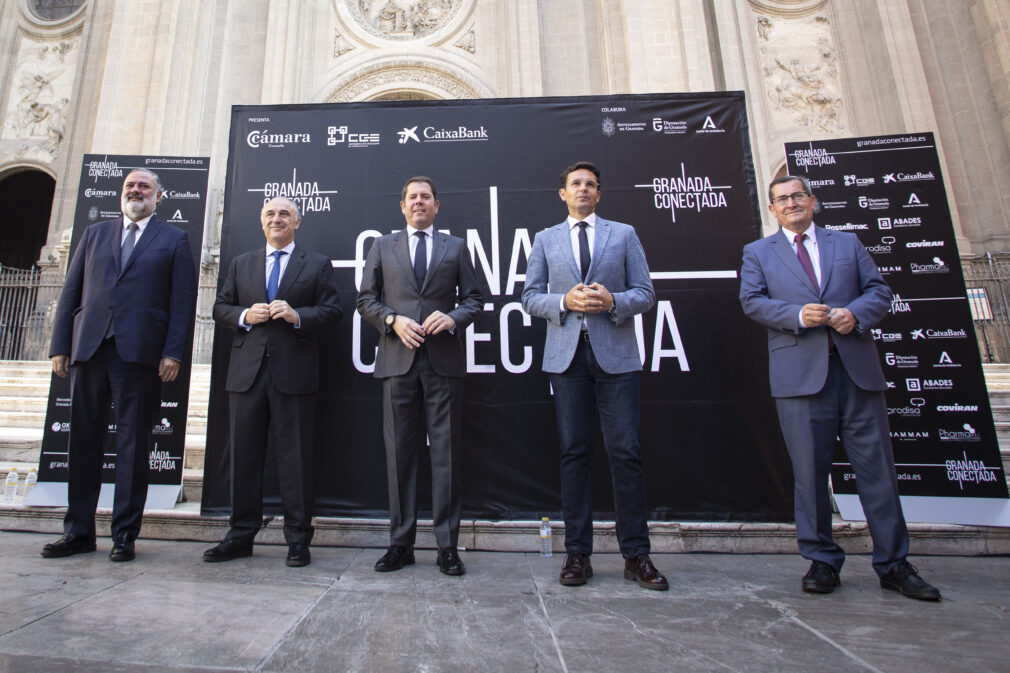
[0, 532, 1007, 673]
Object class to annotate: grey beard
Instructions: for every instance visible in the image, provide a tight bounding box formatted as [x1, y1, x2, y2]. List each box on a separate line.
[123, 199, 145, 220]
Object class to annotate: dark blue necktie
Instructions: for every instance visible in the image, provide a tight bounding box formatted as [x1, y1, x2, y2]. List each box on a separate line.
[121, 222, 138, 272]
[577, 221, 591, 281]
[267, 250, 286, 301]
[413, 231, 427, 289]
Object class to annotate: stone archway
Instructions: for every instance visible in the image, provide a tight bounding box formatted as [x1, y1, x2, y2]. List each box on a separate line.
[0, 169, 55, 269]
[324, 57, 493, 102]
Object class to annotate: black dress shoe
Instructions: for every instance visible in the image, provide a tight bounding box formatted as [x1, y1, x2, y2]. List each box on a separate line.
[202, 539, 253, 563]
[109, 531, 136, 562]
[437, 547, 465, 576]
[374, 545, 415, 572]
[802, 560, 840, 594]
[624, 555, 669, 591]
[41, 534, 97, 558]
[559, 551, 593, 586]
[286, 543, 311, 567]
[880, 560, 941, 601]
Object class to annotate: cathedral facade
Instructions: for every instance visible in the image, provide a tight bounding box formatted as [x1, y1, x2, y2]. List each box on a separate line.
[0, 0, 1008, 273]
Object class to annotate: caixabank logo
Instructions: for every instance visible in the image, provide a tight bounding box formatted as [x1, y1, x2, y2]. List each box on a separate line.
[399, 123, 489, 143]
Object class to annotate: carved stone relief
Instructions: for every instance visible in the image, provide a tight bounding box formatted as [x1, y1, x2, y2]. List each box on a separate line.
[346, 0, 463, 41]
[334, 30, 356, 58]
[2, 35, 79, 161]
[327, 61, 484, 101]
[756, 13, 847, 135]
[454, 24, 475, 54]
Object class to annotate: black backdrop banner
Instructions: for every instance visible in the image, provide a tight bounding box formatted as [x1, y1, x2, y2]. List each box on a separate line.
[204, 93, 794, 522]
[28, 154, 208, 510]
[786, 133, 1010, 526]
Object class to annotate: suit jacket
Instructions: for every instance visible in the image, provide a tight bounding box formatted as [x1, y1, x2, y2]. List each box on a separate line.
[213, 244, 341, 395]
[357, 229, 484, 379]
[739, 225, 891, 398]
[50, 215, 197, 368]
[522, 217, 655, 374]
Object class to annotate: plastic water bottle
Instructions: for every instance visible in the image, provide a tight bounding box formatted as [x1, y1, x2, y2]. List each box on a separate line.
[22, 468, 37, 502]
[3, 468, 17, 504]
[539, 517, 552, 557]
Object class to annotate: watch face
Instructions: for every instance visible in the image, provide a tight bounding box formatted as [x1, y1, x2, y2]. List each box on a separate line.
[386, 314, 394, 325]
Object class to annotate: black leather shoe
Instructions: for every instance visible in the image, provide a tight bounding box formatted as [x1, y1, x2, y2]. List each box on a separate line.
[109, 531, 135, 562]
[559, 551, 593, 586]
[880, 560, 941, 601]
[202, 539, 253, 563]
[624, 555, 669, 591]
[437, 547, 465, 576]
[286, 543, 311, 567]
[41, 534, 97, 558]
[374, 545, 415, 572]
[802, 560, 840, 594]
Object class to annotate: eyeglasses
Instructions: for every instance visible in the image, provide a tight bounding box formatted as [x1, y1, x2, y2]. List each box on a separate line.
[567, 179, 599, 190]
[771, 192, 810, 206]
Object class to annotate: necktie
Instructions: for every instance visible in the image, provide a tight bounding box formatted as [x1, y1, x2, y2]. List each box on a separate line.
[577, 221, 591, 281]
[267, 250, 286, 301]
[121, 222, 138, 272]
[793, 234, 818, 288]
[414, 231, 427, 289]
[795, 233, 833, 346]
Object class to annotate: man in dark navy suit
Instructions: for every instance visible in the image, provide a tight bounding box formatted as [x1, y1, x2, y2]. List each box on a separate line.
[45, 168, 197, 562]
[740, 175, 940, 600]
[203, 196, 341, 567]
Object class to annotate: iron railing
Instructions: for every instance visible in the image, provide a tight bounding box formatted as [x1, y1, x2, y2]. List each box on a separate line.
[0, 263, 219, 364]
[962, 253, 1010, 364]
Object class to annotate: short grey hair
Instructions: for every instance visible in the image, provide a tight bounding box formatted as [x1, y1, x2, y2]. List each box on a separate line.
[261, 196, 301, 220]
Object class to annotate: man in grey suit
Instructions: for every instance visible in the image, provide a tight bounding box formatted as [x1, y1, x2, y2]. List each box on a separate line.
[522, 161, 668, 591]
[203, 196, 341, 567]
[357, 176, 484, 576]
[740, 175, 940, 600]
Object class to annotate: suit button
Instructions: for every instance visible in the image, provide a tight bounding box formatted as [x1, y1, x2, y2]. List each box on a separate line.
[577, 314, 583, 320]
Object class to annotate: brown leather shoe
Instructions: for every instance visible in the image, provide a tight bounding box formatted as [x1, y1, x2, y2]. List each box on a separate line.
[624, 555, 669, 591]
[559, 551, 593, 586]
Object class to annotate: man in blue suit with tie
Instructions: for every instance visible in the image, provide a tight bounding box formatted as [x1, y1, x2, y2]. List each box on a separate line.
[740, 175, 940, 600]
[522, 161, 668, 591]
[44, 169, 197, 562]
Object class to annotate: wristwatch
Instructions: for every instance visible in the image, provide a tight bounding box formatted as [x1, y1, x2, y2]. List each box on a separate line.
[385, 313, 397, 326]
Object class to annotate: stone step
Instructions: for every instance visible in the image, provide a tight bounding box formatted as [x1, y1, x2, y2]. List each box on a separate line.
[1, 502, 1008, 555]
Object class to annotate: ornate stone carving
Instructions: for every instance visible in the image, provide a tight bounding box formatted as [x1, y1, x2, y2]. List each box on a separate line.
[454, 24, 475, 53]
[346, 0, 462, 41]
[3, 36, 78, 160]
[334, 30, 356, 58]
[327, 60, 486, 101]
[757, 15, 846, 134]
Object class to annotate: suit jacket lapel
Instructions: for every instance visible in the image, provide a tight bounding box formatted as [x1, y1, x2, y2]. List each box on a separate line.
[277, 245, 305, 298]
[551, 222, 581, 283]
[816, 225, 834, 291]
[110, 217, 124, 273]
[588, 218, 611, 281]
[423, 232, 449, 293]
[392, 230, 418, 291]
[771, 228, 819, 296]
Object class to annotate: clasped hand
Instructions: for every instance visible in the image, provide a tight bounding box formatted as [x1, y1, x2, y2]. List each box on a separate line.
[391, 311, 456, 350]
[801, 303, 856, 335]
[245, 300, 300, 325]
[564, 283, 614, 314]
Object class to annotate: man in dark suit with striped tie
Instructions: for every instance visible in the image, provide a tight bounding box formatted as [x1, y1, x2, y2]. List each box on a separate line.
[203, 196, 341, 567]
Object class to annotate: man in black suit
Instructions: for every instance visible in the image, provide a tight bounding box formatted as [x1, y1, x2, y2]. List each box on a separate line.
[44, 169, 197, 562]
[357, 176, 484, 576]
[203, 196, 341, 567]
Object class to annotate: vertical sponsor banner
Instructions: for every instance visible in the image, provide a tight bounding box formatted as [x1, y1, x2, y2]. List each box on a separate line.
[786, 133, 1010, 526]
[27, 155, 209, 509]
[205, 94, 794, 522]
